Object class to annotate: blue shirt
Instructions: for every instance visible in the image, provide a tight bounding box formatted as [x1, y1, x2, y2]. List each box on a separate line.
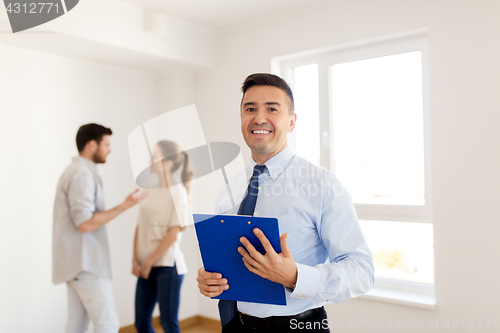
[215, 145, 374, 317]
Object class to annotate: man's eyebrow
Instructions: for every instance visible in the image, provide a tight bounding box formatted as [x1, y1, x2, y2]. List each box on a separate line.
[242, 102, 281, 107]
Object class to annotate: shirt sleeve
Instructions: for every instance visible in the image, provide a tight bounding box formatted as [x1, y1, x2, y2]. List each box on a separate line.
[167, 186, 190, 229]
[167, 200, 182, 228]
[67, 170, 96, 227]
[290, 175, 374, 304]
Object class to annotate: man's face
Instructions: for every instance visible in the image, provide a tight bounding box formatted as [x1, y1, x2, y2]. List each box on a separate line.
[241, 85, 296, 160]
[93, 135, 111, 164]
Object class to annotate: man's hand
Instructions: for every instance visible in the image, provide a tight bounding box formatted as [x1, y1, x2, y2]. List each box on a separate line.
[196, 267, 229, 298]
[139, 260, 153, 279]
[122, 189, 148, 210]
[239, 228, 297, 288]
[132, 259, 140, 277]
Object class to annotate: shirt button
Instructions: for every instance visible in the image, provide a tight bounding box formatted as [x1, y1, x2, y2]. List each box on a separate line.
[258, 186, 262, 190]
[298, 295, 303, 298]
[273, 174, 277, 178]
[254, 212, 258, 216]
[248, 175, 251, 179]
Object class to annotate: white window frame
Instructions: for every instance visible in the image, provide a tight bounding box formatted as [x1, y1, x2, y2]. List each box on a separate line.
[272, 29, 435, 309]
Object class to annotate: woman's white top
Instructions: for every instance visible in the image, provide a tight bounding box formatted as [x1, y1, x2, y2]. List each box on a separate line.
[136, 185, 189, 275]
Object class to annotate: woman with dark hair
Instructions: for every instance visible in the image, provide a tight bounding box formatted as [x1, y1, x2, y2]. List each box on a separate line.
[132, 140, 193, 333]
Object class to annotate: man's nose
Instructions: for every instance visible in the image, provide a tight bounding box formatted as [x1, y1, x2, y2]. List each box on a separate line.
[254, 109, 267, 124]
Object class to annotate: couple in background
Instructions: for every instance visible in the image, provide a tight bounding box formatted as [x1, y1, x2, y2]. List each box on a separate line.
[52, 123, 191, 333]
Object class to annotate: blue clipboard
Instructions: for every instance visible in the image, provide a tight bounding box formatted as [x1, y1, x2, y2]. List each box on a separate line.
[193, 214, 287, 306]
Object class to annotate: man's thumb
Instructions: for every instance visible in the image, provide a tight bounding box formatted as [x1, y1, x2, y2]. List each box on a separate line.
[280, 233, 290, 254]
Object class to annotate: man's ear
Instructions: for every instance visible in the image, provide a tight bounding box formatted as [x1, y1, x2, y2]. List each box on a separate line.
[288, 113, 297, 133]
[86, 140, 98, 153]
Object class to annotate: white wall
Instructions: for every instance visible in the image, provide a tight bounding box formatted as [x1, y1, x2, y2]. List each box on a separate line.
[195, 0, 500, 328]
[0, 45, 158, 332]
[2, 0, 500, 331]
[155, 70, 201, 322]
[0, 0, 218, 72]
[0, 36, 204, 333]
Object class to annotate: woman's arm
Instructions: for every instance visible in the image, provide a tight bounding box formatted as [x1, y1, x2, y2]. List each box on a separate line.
[132, 225, 140, 277]
[139, 226, 183, 279]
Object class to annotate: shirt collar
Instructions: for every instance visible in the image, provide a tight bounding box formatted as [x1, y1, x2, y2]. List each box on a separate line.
[249, 145, 295, 181]
[74, 156, 99, 175]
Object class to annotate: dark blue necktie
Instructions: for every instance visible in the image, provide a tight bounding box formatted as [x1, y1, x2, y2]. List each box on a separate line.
[219, 164, 267, 326]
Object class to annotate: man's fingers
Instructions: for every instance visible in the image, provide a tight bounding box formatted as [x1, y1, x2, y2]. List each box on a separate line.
[254, 228, 276, 254]
[280, 233, 292, 256]
[199, 283, 229, 292]
[198, 276, 229, 298]
[196, 276, 228, 286]
[198, 266, 223, 279]
[238, 247, 263, 270]
[240, 236, 263, 260]
[200, 271, 223, 281]
[203, 290, 224, 298]
[202, 272, 223, 279]
[242, 257, 263, 278]
[204, 278, 228, 285]
[196, 267, 227, 290]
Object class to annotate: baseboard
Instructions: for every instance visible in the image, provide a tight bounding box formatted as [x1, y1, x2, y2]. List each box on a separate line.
[119, 315, 221, 332]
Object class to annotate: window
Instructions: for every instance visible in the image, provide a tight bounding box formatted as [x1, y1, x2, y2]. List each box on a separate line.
[277, 31, 434, 308]
[292, 64, 320, 166]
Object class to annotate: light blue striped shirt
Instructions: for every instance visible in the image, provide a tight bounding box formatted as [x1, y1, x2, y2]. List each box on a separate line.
[215, 145, 374, 317]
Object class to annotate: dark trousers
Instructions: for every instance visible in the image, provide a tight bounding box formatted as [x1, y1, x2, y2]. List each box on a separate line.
[222, 307, 330, 333]
[134, 266, 184, 333]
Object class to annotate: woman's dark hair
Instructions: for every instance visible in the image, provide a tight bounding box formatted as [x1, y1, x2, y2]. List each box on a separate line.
[156, 140, 193, 195]
[241, 73, 294, 113]
[76, 123, 112, 152]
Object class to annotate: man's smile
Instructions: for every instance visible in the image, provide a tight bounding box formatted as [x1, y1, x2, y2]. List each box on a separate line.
[251, 129, 272, 135]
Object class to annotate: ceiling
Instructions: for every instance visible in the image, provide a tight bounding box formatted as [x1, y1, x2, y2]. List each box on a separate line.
[118, 0, 329, 31]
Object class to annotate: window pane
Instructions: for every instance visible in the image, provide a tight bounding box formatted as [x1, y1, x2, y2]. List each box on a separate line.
[294, 64, 320, 166]
[331, 51, 425, 205]
[359, 220, 434, 284]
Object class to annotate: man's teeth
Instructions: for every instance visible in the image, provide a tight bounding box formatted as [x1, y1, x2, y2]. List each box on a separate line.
[253, 130, 271, 134]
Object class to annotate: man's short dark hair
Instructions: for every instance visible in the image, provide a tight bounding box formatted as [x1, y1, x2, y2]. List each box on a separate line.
[241, 73, 294, 114]
[76, 123, 112, 152]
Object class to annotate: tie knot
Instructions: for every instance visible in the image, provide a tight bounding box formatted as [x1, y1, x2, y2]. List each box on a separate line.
[252, 165, 267, 178]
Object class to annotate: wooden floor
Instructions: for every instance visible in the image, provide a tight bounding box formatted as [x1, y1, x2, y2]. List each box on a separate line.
[154, 323, 220, 333]
[119, 316, 221, 333]
[156, 317, 220, 333]
[153, 324, 220, 333]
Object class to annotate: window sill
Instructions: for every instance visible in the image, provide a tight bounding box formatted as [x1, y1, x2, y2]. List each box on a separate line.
[359, 287, 436, 310]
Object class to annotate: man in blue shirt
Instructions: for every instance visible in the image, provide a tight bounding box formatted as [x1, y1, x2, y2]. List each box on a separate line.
[197, 73, 374, 332]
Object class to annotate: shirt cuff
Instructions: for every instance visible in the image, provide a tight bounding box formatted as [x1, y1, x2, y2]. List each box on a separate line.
[71, 210, 94, 227]
[290, 263, 320, 299]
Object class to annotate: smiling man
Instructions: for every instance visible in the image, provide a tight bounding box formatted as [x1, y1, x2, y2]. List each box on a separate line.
[197, 73, 374, 332]
[241, 83, 295, 164]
